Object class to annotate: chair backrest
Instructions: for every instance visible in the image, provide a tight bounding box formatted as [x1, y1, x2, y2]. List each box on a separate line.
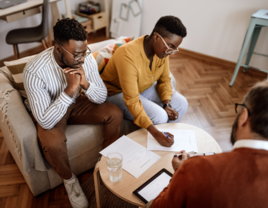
[41, 0, 49, 39]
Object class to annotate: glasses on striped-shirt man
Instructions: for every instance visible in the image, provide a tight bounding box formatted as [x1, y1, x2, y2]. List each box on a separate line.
[58, 44, 91, 61]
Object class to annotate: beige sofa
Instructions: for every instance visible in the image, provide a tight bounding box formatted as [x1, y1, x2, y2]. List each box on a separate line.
[0, 39, 176, 196]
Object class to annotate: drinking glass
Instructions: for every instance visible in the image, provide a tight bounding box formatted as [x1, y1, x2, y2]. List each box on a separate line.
[105, 152, 123, 182]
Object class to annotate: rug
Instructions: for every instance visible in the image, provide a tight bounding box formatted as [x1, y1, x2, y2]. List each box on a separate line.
[82, 174, 138, 208]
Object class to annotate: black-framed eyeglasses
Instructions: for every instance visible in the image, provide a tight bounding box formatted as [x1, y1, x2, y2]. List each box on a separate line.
[58, 44, 91, 61]
[235, 103, 251, 116]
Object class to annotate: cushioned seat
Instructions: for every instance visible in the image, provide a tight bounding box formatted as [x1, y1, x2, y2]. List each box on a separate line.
[6, 25, 46, 44]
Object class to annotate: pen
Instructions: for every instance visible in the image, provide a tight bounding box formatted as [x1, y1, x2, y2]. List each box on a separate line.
[163, 132, 172, 140]
[174, 152, 216, 160]
[190, 152, 216, 157]
[174, 151, 196, 158]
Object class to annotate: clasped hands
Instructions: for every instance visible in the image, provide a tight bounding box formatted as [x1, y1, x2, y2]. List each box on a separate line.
[164, 105, 179, 120]
[63, 67, 89, 93]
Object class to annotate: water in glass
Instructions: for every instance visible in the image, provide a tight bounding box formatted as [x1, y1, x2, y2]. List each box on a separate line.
[106, 153, 123, 182]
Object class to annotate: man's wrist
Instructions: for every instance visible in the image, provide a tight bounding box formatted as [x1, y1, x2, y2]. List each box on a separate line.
[64, 86, 77, 98]
[81, 80, 90, 90]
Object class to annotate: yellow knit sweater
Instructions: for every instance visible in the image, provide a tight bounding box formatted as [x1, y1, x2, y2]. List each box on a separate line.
[101, 36, 173, 128]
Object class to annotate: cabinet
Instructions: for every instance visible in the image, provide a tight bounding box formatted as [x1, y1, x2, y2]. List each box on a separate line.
[75, 0, 109, 37]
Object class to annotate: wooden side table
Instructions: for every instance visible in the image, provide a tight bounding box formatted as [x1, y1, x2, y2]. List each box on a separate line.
[94, 123, 222, 208]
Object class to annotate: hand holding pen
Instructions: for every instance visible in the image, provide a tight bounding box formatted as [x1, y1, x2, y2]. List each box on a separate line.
[172, 150, 189, 171]
[154, 131, 174, 147]
[163, 132, 174, 146]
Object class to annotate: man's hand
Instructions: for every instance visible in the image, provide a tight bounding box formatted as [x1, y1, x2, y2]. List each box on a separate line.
[165, 106, 179, 120]
[172, 150, 190, 171]
[63, 66, 89, 90]
[64, 67, 81, 97]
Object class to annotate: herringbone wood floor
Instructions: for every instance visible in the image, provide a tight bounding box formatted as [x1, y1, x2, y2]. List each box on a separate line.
[0, 34, 267, 207]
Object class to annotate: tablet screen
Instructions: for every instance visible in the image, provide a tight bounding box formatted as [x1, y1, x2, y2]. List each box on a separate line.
[138, 172, 171, 202]
[133, 169, 172, 204]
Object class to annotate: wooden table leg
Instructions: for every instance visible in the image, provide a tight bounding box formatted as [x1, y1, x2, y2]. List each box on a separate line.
[94, 161, 101, 208]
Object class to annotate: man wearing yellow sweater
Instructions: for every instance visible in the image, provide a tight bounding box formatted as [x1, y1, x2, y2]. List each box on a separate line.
[101, 16, 188, 146]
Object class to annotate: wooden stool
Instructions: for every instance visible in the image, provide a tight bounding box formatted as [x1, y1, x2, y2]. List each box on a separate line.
[230, 9, 268, 86]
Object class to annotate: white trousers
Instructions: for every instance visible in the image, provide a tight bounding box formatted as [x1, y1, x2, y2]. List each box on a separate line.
[106, 83, 188, 125]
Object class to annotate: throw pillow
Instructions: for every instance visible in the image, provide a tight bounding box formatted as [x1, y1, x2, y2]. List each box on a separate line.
[93, 37, 133, 74]
[4, 55, 36, 98]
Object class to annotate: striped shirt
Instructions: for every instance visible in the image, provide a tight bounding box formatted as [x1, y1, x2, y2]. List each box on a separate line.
[23, 47, 107, 130]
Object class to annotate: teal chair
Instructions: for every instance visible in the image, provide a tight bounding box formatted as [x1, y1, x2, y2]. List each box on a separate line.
[230, 9, 268, 86]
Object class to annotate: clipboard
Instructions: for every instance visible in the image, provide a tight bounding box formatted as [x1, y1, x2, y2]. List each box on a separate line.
[133, 168, 173, 204]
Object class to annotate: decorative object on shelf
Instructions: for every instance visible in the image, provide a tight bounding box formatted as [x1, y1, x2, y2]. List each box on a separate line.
[78, 1, 101, 15]
[74, 0, 110, 37]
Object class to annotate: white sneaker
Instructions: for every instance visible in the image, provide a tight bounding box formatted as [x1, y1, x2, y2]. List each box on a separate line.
[64, 174, 89, 208]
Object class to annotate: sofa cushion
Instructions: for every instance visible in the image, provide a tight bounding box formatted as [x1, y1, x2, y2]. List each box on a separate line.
[4, 55, 36, 98]
[92, 37, 133, 74]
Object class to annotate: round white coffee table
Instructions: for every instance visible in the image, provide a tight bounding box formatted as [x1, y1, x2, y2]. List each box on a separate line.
[94, 123, 222, 208]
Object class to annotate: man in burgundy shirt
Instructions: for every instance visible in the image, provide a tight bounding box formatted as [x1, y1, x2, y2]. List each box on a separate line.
[147, 80, 268, 208]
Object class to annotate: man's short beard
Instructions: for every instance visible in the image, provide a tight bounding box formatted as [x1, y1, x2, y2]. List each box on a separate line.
[230, 111, 242, 145]
[60, 53, 70, 68]
[60, 53, 83, 69]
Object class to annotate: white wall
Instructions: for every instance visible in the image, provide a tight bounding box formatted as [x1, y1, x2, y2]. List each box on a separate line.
[1, 0, 268, 70]
[140, 0, 268, 70]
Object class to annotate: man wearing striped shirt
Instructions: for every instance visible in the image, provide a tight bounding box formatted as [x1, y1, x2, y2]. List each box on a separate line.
[24, 19, 123, 208]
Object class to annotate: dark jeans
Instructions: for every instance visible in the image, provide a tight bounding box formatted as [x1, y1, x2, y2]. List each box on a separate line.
[35, 95, 123, 179]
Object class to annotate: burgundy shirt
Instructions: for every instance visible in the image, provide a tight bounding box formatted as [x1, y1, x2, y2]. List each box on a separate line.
[151, 148, 268, 208]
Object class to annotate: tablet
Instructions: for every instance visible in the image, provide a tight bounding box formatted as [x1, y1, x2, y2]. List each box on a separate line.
[133, 168, 173, 204]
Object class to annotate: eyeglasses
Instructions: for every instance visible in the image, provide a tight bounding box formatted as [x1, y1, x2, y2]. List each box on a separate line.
[156, 33, 179, 55]
[58, 44, 91, 61]
[235, 103, 251, 116]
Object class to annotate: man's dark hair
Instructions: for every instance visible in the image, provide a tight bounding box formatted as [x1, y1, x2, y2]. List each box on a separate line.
[244, 81, 268, 139]
[151, 15, 187, 38]
[53, 18, 88, 44]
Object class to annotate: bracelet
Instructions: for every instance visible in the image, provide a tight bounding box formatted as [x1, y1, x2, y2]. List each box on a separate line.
[163, 103, 172, 109]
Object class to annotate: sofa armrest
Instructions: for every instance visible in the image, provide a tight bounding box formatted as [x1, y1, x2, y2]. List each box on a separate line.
[0, 73, 49, 173]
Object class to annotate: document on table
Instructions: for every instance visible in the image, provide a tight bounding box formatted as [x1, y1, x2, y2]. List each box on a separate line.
[100, 136, 161, 178]
[147, 129, 198, 152]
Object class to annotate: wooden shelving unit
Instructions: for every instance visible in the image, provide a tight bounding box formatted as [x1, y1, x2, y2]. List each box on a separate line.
[63, 0, 109, 37]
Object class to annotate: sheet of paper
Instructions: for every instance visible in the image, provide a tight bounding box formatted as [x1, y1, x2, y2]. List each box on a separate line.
[100, 136, 161, 178]
[147, 129, 198, 152]
[138, 172, 171, 202]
